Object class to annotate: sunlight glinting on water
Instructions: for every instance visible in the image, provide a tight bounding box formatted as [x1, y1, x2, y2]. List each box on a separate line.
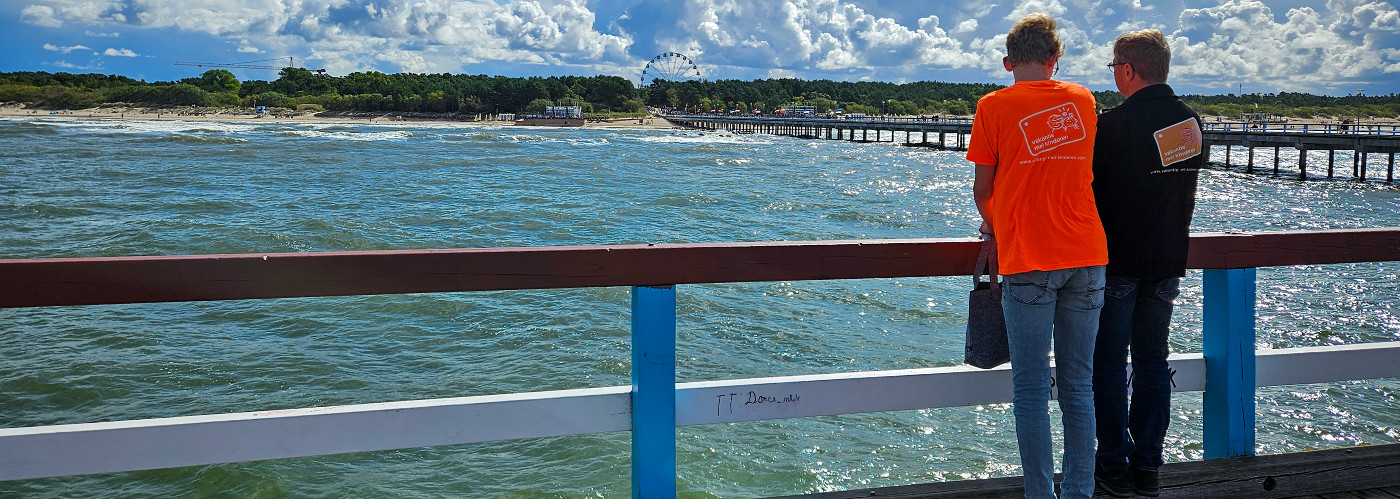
[1, 117, 1397, 497]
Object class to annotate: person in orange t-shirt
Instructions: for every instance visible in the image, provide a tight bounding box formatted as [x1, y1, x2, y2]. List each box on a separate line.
[965, 13, 1107, 499]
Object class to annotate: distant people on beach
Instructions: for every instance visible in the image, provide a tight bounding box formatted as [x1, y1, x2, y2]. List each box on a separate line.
[965, 12, 1107, 499]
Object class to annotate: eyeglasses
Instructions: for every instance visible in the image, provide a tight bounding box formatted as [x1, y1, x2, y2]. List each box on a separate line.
[1107, 61, 1131, 71]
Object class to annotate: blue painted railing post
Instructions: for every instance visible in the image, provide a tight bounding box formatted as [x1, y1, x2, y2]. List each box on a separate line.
[1202, 268, 1257, 458]
[631, 285, 677, 498]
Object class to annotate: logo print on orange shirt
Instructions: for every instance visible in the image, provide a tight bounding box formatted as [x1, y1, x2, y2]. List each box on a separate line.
[1019, 102, 1088, 156]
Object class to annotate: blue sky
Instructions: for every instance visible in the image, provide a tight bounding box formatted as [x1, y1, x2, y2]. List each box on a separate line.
[3, 0, 1398, 97]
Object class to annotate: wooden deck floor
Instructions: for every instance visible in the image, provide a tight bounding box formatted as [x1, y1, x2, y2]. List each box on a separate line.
[766, 443, 1400, 499]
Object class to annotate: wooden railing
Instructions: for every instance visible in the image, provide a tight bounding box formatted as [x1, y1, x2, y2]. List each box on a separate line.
[667, 114, 1400, 138]
[3, 228, 1400, 498]
[1202, 120, 1400, 136]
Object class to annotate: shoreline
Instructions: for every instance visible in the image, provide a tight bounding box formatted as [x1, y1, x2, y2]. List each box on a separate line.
[8, 105, 1393, 130]
[0, 104, 680, 130]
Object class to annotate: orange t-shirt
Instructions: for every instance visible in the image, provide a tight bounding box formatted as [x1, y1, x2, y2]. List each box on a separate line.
[965, 80, 1108, 275]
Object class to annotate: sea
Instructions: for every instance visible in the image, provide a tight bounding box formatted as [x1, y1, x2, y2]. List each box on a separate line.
[1, 116, 1397, 498]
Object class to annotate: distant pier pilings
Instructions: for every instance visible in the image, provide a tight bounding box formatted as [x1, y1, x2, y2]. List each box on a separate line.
[666, 114, 974, 150]
[669, 114, 1400, 183]
[1202, 121, 1400, 182]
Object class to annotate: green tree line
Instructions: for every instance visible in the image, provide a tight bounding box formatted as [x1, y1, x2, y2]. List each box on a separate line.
[641, 78, 1003, 116]
[2, 68, 1398, 119]
[0, 68, 645, 116]
[1178, 91, 1400, 120]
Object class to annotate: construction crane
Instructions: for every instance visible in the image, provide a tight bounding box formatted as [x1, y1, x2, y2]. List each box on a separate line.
[174, 57, 325, 74]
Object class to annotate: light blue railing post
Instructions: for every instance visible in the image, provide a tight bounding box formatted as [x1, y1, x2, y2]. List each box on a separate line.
[631, 285, 677, 498]
[1202, 268, 1257, 458]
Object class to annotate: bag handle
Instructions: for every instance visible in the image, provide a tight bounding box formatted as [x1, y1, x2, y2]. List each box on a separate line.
[972, 234, 999, 290]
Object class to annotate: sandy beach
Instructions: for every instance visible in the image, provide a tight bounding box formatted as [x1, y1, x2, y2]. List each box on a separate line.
[0, 103, 679, 130]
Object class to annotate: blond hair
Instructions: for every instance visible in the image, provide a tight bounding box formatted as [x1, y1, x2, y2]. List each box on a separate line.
[1006, 13, 1063, 66]
[1114, 29, 1171, 83]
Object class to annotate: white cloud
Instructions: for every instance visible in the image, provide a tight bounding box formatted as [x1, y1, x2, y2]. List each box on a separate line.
[24, 1, 128, 26]
[1345, 0, 1400, 32]
[85, 30, 120, 37]
[103, 47, 138, 57]
[1006, 0, 1068, 21]
[237, 39, 262, 53]
[650, 0, 984, 77]
[376, 48, 430, 73]
[21, 5, 63, 27]
[10, 0, 1400, 94]
[1168, 0, 1400, 92]
[816, 48, 860, 70]
[767, 68, 797, 79]
[15, 0, 634, 76]
[43, 43, 92, 53]
[952, 19, 979, 35]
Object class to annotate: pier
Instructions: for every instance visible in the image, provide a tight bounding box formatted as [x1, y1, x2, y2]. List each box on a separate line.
[667, 114, 975, 149]
[668, 114, 1400, 183]
[1, 229, 1398, 496]
[1202, 120, 1400, 182]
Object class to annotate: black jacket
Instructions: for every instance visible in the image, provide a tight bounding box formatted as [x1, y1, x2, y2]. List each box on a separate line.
[1092, 84, 1203, 279]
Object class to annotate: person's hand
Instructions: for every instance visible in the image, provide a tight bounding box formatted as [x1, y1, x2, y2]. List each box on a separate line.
[979, 221, 993, 239]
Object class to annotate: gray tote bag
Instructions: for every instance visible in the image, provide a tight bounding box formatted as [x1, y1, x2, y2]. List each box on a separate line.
[964, 235, 1010, 369]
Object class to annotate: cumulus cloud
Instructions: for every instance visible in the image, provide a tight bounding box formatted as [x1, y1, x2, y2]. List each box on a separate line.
[103, 47, 138, 57]
[23, 1, 127, 26]
[1168, 0, 1400, 92]
[51, 61, 89, 69]
[10, 0, 1400, 94]
[16, 0, 634, 76]
[43, 43, 92, 53]
[1006, 0, 1069, 20]
[636, 0, 984, 81]
[952, 19, 979, 35]
[21, 5, 63, 27]
[236, 39, 262, 53]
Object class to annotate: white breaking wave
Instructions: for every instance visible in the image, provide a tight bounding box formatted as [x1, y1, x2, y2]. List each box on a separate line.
[23, 117, 263, 136]
[634, 130, 774, 145]
[283, 129, 414, 141]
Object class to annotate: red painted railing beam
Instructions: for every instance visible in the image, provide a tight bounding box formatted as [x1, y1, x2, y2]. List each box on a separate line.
[0, 239, 979, 308]
[3, 228, 1399, 309]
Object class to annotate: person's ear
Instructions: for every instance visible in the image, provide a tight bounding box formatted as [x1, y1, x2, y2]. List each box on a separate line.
[1003, 56, 1012, 71]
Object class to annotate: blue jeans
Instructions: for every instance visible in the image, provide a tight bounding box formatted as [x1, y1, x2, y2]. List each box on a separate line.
[1003, 266, 1105, 499]
[1093, 276, 1180, 472]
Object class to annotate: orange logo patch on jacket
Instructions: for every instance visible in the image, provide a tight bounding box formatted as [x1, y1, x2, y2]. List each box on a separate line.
[1154, 117, 1202, 167]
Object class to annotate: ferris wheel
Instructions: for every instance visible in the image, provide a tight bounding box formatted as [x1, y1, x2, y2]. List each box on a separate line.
[640, 52, 701, 86]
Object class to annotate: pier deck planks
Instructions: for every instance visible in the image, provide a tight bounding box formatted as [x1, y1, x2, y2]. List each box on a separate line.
[765, 443, 1400, 498]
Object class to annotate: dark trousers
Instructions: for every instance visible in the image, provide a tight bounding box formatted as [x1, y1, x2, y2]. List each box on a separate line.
[1092, 276, 1179, 472]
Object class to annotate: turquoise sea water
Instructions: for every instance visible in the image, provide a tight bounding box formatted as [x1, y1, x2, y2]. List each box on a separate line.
[1, 116, 1398, 497]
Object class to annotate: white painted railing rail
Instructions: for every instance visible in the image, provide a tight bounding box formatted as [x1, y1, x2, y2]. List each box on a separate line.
[2, 342, 1397, 483]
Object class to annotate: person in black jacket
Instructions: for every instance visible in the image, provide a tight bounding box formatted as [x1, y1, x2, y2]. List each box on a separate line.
[1090, 29, 1204, 498]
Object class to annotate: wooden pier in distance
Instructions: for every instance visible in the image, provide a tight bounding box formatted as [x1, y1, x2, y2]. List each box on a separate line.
[667, 114, 975, 150]
[667, 114, 1400, 183]
[1203, 120, 1400, 182]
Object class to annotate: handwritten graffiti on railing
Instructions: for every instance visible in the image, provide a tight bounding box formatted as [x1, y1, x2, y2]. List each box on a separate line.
[714, 391, 803, 416]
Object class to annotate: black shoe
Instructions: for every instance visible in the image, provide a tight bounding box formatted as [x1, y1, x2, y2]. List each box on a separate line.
[1131, 467, 1160, 497]
[1094, 467, 1135, 498]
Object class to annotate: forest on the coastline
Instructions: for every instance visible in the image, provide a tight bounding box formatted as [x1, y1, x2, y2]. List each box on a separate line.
[2, 67, 1398, 120]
